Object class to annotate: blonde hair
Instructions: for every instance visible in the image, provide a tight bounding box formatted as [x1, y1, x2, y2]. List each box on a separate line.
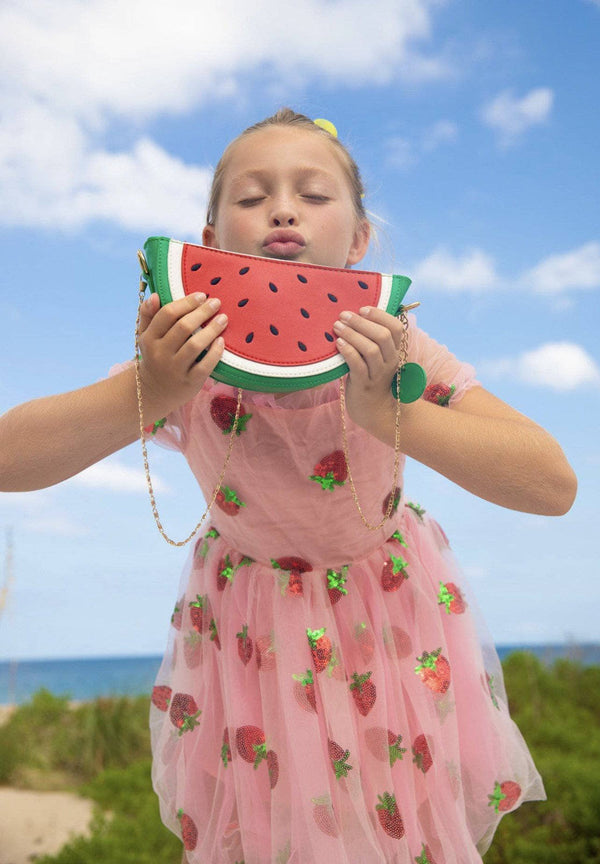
[205, 108, 367, 226]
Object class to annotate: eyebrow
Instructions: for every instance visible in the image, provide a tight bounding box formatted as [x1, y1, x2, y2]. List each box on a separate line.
[228, 166, 339, 191]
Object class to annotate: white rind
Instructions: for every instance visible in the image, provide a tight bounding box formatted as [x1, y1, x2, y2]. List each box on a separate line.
[220, 347, 346, 379]
[167, 241, 185, 301]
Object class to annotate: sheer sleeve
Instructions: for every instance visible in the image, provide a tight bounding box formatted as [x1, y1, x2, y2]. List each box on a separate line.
[406, 314, 481, 406]
[108, 360, 191, 453]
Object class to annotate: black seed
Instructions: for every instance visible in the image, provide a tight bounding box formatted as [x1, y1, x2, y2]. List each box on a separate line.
[239, 267, 250, 275]
[245, 332, 254, 344]
[270, 324, 279, 335]
[298, 341, 307, 352]
[325, 332, 334, 342]
[238, 298, 249, 307]
[300, 308, 310, 318]
[297, 274, 308, 284]
[210, 276, 221, 285]
[191, 262, 202, 271]
[358, 280, 368, 290]
[269, 282, 278, 293]
[327, 293, 338, 302]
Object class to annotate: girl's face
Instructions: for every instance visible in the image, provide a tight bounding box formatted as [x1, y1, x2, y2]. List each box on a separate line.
[203, 126, 370, 269]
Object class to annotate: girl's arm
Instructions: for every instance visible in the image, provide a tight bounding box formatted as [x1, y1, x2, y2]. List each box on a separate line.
[0, 293, 227, 492]
[334, 308, 577, 516]
[375, 386, 576, 516]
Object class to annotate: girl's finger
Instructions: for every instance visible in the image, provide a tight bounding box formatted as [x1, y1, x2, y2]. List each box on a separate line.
[336, 310, 400, 366]
[177, 312, 229, 371]
[137, 292, 161, 334]
[334, 320, 387, 379]
[188, 335, 226, 382]
[336, 336, 369, 383]
[148, 293, 210, 342]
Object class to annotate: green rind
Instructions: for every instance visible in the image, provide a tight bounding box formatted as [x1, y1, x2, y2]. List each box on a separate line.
[143, 236, 173, 305]
[210, 357, 348, 392]
[390, 274, 412, 315]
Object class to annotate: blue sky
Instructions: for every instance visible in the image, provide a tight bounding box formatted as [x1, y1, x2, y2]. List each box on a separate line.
[0, 0, 599, 661]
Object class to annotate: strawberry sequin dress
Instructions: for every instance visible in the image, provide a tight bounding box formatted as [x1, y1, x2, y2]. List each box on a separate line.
[127, 315, 544, 864]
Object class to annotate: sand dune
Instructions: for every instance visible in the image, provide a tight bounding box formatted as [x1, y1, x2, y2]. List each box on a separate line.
[0, 787, 94, 864]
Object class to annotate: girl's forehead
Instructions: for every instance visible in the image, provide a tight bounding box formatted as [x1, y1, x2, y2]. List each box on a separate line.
[223, 126, 348, 184]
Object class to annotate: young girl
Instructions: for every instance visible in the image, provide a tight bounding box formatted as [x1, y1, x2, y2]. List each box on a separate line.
[0, 109, 576, 864]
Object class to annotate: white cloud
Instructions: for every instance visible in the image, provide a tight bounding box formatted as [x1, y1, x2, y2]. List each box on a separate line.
[0, 103, 211, 236]
[462, 565, 489, 582]
[69, 459, 170, 494]
[0, 0, 447, 124]
[0, 0, 450, 234]
[521, 242, 600, 295]
[412, 247, 499, 293]
[386, 119, 458, 169]
[22, 514, 91, 537]
[385, 136, 417, 169]
[483, 342, 600, 391]
[422, 119, 458, 151]
[0, 490, 89, 537]
[481, 87, 554, 145]
[409, 240, 600, 300]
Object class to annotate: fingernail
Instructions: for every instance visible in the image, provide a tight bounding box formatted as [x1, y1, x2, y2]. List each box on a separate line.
[336, 337, 346, 346]
[359, 306, 371, 316]
[208, 297, 221, 309]
[192, 292, 206, 303]
[340, 311, 352, 322]
[333, 320, 345, 332]
[215, 313, 228, 326]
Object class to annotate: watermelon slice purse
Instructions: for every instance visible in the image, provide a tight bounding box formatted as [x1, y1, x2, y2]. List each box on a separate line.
[137, 237, 426, 399]
[135, 237, 427, 545]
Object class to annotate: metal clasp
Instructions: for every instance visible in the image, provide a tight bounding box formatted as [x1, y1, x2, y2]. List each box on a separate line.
[137, 249, 149, 275]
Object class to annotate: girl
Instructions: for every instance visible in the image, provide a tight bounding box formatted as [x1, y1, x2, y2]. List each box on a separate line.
[0, 109, 576, 864]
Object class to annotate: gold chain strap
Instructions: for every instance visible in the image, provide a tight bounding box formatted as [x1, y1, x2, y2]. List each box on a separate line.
[339, 310, 408, 531]
[135, 274, 408, 543]
[134, 279, 243, 547]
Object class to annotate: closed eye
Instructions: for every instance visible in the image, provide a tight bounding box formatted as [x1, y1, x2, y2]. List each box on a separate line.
[302, 194, 330, 203]
[238, 197, 265, 207]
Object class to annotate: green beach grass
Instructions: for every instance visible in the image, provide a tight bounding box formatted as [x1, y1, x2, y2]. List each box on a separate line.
[1, 652, 599, 863]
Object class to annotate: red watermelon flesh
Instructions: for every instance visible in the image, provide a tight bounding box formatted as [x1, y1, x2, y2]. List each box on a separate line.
[142, 237, 413, 393]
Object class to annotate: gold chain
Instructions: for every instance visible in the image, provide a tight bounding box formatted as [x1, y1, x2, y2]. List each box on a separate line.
[135, 276, 408, 543]
[339, 311, 408, 531]
[134, 279, 243, 547]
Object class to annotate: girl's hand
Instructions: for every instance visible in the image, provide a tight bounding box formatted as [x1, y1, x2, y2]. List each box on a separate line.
[333, 307, 404, 433]
[137, 292, 228, 420]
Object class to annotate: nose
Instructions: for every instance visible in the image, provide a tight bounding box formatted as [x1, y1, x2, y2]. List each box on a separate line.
[269, 194, 298, 227]
[273, 215, 295, 226]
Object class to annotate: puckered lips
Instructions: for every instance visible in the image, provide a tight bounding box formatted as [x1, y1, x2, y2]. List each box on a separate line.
[262, 229, 306, 259]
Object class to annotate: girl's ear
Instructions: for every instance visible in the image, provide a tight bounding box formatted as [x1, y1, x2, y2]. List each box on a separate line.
[202, 225, 219, 248]
[345, 219, 370, 267]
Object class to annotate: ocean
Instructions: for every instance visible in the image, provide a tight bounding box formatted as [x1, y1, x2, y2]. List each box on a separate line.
[1, 644, 599, 706]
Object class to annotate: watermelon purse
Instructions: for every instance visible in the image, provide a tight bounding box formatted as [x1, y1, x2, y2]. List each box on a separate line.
[137, 237, 426, 401]
[135, 237, 426, 546]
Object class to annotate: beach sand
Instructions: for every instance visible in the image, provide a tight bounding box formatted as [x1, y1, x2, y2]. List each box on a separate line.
[0, 787, 94, 864]
[0, 705, 15, 725]
[0, 706, 95, 864]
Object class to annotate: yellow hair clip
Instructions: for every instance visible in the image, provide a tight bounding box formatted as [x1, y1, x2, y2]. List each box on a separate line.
[313, 118, 338, 138]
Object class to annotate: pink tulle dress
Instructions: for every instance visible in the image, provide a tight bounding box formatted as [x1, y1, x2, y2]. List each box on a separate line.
[130, 315, 544, 864]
